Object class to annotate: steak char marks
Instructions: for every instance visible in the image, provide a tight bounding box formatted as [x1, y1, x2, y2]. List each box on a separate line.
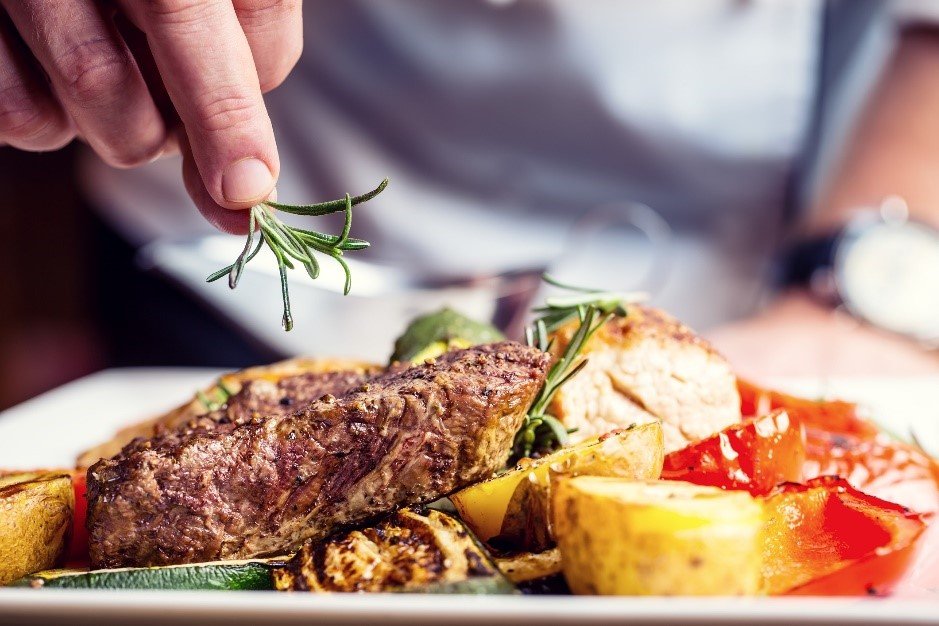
[183, 370, 371, 433]
[87, 342, 550, 568]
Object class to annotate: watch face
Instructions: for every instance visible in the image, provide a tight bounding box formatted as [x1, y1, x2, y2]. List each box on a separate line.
[836, 221, 939, 341]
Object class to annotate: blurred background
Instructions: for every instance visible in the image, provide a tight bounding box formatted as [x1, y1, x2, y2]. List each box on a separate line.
[3, 0, 939, 411]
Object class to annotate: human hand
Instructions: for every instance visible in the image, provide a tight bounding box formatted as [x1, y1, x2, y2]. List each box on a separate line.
[0, 0, 302, 232]
[708, 291, 939, 380]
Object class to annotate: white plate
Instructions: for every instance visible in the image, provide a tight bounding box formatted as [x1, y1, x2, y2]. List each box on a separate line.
[1, 369, 938, 625]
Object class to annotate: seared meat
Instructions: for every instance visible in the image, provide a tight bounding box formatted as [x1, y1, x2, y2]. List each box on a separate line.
[87, 342, 550, 568]
[549, 306, 740, 452]
[77, 357, 377, 468]
[184, 370, 370, 432]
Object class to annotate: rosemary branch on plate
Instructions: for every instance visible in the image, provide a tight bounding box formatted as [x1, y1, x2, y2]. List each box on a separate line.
[206, 179, 389, 331]
[511, 275, 646, 461]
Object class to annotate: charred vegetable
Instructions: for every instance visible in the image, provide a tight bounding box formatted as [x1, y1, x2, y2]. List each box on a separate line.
[494, 548, 562, 584]
[0, 472, 74, 585]
[272, 508, 514, 594]
[390, 308, 504, 364]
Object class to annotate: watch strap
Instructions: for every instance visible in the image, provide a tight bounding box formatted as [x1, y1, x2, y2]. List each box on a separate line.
[775, 233, 840, 289]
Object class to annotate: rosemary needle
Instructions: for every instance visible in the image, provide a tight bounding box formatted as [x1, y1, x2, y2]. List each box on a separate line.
[511, 275, 643, 461]
[206, 179, 388, 331]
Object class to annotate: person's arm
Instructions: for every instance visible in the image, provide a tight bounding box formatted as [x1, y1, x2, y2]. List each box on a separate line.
[808, 26, 939, 233]
[0, 0, 303, 232]
[710, 26, 939, 379]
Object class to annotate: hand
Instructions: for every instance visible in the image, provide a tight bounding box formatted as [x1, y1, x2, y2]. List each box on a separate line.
[707, 291, 939, 380]
[0, 0, 302, 232]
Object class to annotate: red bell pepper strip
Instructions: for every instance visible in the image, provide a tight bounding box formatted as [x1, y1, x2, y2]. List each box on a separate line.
[762, 476, 925, 595]
[662, 409, 805, 495]
[738, 378, 939, 513]
[64, 470, 89, 568]
[737, 378, 879, 438]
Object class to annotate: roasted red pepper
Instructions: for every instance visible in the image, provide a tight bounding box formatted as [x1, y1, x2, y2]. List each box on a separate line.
[738, 378, 878, 438]
[662, 409, 805, 495]
[762, 476, 926, 595]
[65, 470, 89, 567]
[738, 378, 939, 513]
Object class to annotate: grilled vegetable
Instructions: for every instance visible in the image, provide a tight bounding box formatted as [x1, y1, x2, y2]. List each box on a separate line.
[662, 409, 805, 495]
[0, 472, 74, 585]
[739, 379, 939, 513]
[761, 476, 926, 594]
[272, 508, 514, 594]
[494, 548, 562, 583]
[553, 478, 763, 595]
[13, 558, 285, 590]
[390, 308, 504, 364]
[451, 422, 664, 545]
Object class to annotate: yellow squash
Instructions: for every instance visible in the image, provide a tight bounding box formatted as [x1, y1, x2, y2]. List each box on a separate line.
[0, 472, 74, 586]
[450, 422, 663, 544]
[553, 478, 763, 596]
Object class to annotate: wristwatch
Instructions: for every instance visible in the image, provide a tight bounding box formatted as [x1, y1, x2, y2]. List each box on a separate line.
[779, 198, 939, 346]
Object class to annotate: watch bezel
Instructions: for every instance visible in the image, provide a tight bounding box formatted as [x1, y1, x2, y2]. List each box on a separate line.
[833, 212, 939, 344]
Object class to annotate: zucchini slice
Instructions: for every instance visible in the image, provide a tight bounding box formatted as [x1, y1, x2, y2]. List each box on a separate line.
[273, 508, 515, 594]
[13, 558, 287, 590]
[390, 308, 504, 364]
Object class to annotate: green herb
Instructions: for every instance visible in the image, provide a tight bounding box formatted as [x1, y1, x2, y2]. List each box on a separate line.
[511, 275, 644, 461]
[196, 380, 236, 411]
[207, 179, 388, 331]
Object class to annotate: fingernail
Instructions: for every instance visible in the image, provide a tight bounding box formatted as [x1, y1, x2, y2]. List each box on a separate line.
[222, 157, 274, 204]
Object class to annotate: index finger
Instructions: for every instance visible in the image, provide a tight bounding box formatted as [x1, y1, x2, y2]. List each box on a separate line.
[123, 0, 279, 209]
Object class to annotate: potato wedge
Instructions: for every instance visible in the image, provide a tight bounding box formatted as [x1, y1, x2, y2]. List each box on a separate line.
[450, 422, 663, 544]
[553, 478, 763, 596]
[0, 472, 74, 585]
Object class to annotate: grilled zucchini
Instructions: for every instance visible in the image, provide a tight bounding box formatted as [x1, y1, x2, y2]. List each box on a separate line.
[273, 508, 515, 594]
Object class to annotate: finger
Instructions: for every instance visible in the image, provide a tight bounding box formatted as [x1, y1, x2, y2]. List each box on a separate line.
[179, 133, 251, 235]
[124, 0, 279, 210]
[233, 0, 303, 93]
[1, 0, 166, 167]
[0, 10, 74, 150]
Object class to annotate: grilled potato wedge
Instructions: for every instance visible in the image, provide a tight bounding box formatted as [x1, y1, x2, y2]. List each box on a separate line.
[76, 357, 378, 467]
[553, 478, 763, 596]
[451, 422, 663, 546]
[0, 472, 74, 585]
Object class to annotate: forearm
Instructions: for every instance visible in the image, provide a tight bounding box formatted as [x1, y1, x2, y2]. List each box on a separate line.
[809, 26, 939, 233]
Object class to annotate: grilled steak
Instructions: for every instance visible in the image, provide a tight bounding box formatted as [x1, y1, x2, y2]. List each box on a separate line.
[87, 342, 550, 568]
[183, 370, 370, 433]
[76, 357, 377, 467]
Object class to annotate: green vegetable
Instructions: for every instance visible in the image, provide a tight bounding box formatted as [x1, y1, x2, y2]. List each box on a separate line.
[272, 508, 516, 594]
[13, 558, 286, 590]
[207, 178, 388, 331]
[390, 308, 504, 364]
[512, 274, 644, 461]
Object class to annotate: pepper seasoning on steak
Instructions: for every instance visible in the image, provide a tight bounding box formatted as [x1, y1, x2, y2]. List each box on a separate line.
[87, 342, 550, 568]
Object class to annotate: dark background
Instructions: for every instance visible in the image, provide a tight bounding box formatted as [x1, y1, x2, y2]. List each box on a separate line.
[0, 146, 100, 410]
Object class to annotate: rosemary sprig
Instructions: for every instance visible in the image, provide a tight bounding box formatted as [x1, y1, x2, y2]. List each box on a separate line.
[531, 274, 646, 333]
[511, 276, 643, 461]
[207, 179, 388, 331]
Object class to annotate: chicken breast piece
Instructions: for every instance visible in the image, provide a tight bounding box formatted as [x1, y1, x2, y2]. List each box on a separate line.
[549, 306, 740, 453]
